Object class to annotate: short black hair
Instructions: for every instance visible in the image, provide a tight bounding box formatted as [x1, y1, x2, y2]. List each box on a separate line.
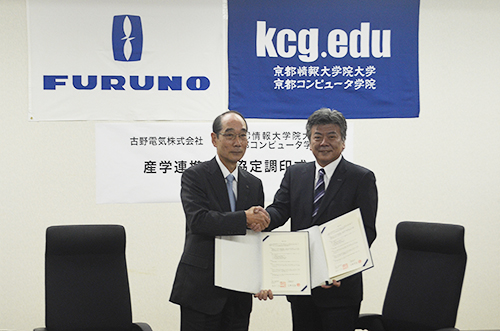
[212, 110, 248, 135]
[306, 108, 347, 141]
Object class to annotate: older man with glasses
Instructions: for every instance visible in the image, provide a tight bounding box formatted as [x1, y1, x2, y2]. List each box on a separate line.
[170, 110, 270, 331]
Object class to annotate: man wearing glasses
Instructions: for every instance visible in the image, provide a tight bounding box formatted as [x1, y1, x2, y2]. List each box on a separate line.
[170, 110, 270, 331]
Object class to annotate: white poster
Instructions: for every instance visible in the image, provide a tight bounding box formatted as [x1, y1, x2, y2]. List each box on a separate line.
[27, 0, 225, 121]
[96, 120, 354, 203]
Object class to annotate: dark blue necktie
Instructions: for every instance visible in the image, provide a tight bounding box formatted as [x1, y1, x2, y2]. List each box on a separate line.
[226, 174, 236, 212]
[312, 168, 325, 217]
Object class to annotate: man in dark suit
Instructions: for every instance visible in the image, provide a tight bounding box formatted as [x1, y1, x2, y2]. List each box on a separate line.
[260, 108, 378, 331]
[170, 110, 270, 331]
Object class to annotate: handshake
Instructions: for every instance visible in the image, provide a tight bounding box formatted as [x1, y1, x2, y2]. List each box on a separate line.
[244, 206, 270, 232]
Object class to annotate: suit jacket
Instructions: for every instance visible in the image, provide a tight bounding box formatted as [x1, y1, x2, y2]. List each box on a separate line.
[169, 157, 265, 315]
[266, 157, 377, 307]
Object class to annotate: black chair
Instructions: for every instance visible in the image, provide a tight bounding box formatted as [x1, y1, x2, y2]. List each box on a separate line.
[34, 224, 152, 331]
[357, 221, 467, 331]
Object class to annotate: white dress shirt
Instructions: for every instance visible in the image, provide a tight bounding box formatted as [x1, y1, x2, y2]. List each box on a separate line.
[314, 155, 342, 190]
[215, 154, 238, 200]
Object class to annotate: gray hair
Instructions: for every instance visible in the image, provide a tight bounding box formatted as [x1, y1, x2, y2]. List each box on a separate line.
[305, 108, 347, 141]
[212, 110, 248, 135]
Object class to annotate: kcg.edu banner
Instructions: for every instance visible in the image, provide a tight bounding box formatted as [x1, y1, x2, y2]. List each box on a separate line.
[228, 0, 420, 119]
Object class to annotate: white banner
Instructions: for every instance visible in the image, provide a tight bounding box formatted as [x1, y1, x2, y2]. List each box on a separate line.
[96, 120, 354, 203]
[27, 0, 226, 121]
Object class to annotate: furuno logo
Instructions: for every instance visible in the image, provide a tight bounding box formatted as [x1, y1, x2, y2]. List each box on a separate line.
[43, 14, 211, 91]
[112, 15, 143, 61]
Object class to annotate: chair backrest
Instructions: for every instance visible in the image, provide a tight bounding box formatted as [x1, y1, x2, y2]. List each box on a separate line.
[382, 221, 467, 331]
[45, 224, 133, 331]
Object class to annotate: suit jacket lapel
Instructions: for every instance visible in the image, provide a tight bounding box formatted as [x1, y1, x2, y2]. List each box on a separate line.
[300, 162, 316, 227]
[313, 158, 347, 222]
[236, 169, 251, 210]
[206, 158, 231, 212]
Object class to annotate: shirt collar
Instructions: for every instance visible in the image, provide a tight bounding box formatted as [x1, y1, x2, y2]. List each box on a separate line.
[315, 155, 342, 179]
[215, 154, 239, 181]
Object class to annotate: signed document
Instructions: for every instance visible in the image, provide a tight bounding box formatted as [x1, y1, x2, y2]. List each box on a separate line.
[215, 231, 311, 295]
[305, 208, 373, 287]
[262, 232, 311, 295]
[215, 209, 372, 294]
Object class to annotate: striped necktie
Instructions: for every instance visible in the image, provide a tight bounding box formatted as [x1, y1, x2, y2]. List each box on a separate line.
[312, 168, 325, 217]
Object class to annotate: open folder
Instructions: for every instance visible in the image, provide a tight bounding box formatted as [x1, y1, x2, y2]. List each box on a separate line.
[215, 208, 373, 295]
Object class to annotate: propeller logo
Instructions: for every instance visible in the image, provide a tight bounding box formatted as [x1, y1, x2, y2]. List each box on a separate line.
[112, 15, 143, 62]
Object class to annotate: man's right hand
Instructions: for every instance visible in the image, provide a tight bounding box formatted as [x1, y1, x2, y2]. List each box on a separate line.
[255, 289, 274, 301]
[245, 206, 270, 232]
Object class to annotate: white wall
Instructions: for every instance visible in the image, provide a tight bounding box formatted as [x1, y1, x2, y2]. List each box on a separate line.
[1, 0, 500, 330]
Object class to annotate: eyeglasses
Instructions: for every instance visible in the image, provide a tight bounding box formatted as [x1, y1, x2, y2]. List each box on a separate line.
[220, 133, 248, 141]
